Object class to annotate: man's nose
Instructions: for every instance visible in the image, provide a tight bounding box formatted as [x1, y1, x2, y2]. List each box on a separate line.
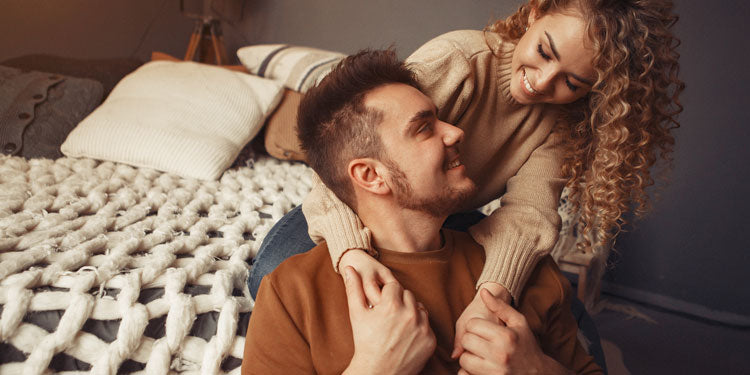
[441, 121, 464, 146]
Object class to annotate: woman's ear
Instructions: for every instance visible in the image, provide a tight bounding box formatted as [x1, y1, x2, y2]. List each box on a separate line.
[527, 7, 539, 27]
[348, 158, 391, 195]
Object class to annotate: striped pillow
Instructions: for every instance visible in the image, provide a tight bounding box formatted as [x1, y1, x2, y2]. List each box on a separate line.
[237, 44, 345, 93]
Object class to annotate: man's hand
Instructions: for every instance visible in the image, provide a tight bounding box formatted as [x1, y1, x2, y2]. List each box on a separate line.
[342, 266, 436, 375]
[452, 282, 510, 359]
[339, 249, 397, 305]
[457, 289, 572, 375]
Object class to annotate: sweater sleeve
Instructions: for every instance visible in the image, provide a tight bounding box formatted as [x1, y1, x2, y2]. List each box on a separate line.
[469, 128, 567, 299]
[405, 33, 475, 125]
[302, 172, 374, 272]
[242, 277, 316, 375]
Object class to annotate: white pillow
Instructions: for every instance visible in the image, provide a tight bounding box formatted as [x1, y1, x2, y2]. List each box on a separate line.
[61, 61, 283, 180]
[237, 44, 345, 93]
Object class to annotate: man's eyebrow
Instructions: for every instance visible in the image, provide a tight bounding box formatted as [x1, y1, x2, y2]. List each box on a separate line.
[545, 31, 594, 86]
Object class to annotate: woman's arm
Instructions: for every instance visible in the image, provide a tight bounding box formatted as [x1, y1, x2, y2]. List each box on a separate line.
[303, 173, 398, 303]
[469, 128, 567, 300]
[302, 172, 375, 271]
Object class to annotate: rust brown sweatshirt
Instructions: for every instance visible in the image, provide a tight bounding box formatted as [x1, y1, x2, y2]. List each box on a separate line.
[242, 230, 601, 375]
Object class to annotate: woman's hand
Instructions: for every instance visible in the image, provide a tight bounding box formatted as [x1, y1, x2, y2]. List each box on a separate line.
[456, 289, 572, 375]
[452, 282, 510, 359]
[339, 249, 397, 305]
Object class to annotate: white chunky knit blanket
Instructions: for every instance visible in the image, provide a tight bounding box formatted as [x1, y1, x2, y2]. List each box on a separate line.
[0, 154, 312, 375]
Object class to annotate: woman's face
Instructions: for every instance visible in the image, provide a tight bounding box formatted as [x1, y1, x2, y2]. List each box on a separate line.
[509, 9, 597, 105]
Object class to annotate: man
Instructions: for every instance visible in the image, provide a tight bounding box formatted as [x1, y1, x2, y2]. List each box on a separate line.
[242, 50, 601, 375]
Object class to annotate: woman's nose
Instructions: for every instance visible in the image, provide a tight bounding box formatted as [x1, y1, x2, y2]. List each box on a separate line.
[536, 65, 559, 93]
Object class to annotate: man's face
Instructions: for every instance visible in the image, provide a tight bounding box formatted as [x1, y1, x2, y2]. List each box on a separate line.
[364, 83, 477, 217]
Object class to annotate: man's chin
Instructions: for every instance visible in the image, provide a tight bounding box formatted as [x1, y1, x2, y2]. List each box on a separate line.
[450, 182, 479, 212]
[398, 183, 477, 218]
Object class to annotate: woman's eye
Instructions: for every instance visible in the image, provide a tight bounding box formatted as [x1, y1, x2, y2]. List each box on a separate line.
[537, 44, 551, 60]
[565, 78, 579, 92]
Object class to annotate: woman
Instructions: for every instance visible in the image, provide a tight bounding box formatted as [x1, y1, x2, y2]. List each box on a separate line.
[250, 0, 682, 370]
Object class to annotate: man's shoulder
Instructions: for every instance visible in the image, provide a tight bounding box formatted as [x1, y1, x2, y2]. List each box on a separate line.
[266, 242, 337, 293]
[445, 229, 484, 253]
[520, 256, 572, 307]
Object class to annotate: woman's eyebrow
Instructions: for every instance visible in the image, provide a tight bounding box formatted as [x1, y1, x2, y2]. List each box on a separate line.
[545, 30, 595, 86]
[545, 31, 561, 60]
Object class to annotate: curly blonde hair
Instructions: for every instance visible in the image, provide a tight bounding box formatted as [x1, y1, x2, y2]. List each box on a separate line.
[490, 0, 684, 253]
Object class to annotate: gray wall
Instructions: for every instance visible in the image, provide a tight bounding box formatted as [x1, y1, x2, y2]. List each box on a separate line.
[2, 1, 748, 322]
[602, 1, 750, 323]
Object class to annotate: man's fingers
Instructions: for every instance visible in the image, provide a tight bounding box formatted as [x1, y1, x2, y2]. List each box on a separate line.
[451, 345, 464, 360]
[377, 267, 398, 284]
[452, 319, 466, 359]
[480, 288, 523, 326]
[464, 317, 506, 342]
[363, 278, 382, 305]
[402, 289, 417, 310]
[458, 350, 486, 375]
[459, 332, 491, 360]
[380, 280, 404, 306]
[343, 266, 368, 312]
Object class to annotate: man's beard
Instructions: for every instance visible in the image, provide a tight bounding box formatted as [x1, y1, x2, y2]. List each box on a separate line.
[386, 160, 476, 218]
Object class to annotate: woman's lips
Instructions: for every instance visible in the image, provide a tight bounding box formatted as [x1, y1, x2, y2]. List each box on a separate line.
[521, 68, 540, 97]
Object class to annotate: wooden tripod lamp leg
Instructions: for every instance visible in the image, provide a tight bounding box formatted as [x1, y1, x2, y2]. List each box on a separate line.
[184, 21, 204, 61]
[209, 22, 229, 65]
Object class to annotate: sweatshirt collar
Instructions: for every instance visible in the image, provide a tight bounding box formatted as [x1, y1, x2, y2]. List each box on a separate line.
[376, 230, 454, 264]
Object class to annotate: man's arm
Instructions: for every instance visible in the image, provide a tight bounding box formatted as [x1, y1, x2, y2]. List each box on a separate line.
[242, 278, 315, 375]
[342, 267, 436, 375]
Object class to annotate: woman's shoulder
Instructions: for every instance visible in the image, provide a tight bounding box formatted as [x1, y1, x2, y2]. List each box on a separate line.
[407, 30, 511, 63]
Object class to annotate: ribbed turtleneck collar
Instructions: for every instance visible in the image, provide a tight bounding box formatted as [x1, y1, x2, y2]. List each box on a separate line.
[483, 31, 517, 105]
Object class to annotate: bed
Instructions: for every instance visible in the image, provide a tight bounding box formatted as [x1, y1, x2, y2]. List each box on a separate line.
[0, 49, 323, 374]
[0, 46, 604, 374]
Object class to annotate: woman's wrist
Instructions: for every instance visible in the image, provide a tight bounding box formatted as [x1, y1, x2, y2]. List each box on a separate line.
[476, 282, 511, 303]
[338, 247, 376, 273]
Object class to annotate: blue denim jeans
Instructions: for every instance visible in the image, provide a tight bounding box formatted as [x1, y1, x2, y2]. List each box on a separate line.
[247, 205, 607, 372]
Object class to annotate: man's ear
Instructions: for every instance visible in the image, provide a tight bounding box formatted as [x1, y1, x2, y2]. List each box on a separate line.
[348, 158, 391, 195]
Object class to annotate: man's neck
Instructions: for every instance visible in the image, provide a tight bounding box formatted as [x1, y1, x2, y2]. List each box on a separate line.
[357, 200, 445, 253]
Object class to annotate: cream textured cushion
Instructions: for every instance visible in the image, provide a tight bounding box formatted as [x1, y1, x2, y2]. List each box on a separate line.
[237, 44, 345, 93]
[61, 60, 283, 180]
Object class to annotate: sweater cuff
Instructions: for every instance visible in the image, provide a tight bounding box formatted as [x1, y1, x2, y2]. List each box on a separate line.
[472, 231, 548, 301]
[323, 207, 373, 273]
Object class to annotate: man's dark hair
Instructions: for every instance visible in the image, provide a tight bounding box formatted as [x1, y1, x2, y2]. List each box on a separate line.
[297, 49, 420, 209]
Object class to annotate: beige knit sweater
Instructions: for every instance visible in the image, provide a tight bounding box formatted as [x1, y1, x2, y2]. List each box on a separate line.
[302, 30, 567, 299]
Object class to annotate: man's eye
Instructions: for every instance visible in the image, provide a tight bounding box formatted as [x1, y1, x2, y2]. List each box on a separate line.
[537, 44, 551, 60]
[417, 123, 432, 133]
